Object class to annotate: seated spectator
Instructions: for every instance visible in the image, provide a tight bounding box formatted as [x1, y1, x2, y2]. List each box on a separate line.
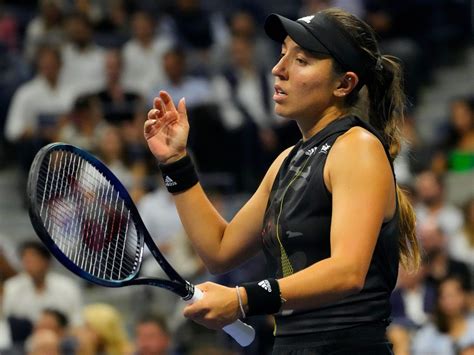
[149, 46, 212, 108]
[418, 221, 471, 292]
[390, 263, 437, 329]
[165, 0, 214, 73]
[26, 329, 60, 355]
[29, 309, 78, 354]
[438, 96, 474, 172]
[93, 0, 129, 46]
[211, 34, 299, 190]
[363, 1, 423, 104]
[122, 11, 173, 97]
[96, 49, 143, 125]
[449, 197, 474, 272]
[388, 262, 437, 355]
[412, 276, 474, 355]
[96, 124, 145, 201]
[61, 13, 106, 96]
[0, 242, 18, 294]
[77, 303, 133, 355]
[23, 0, 65, 63]
[57, 94, 107, 153]
[414, 170, 464, 236]
[211, 9, 275, 73]
[2, 241, 83, 338]
[5, 45, 76, 182]
[134, 313, 171, 355]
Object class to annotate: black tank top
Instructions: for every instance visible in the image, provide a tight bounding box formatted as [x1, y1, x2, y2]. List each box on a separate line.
[261, 116, 400, 335]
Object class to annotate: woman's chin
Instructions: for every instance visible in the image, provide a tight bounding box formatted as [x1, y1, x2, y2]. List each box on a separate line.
[274, 104, 288, 117]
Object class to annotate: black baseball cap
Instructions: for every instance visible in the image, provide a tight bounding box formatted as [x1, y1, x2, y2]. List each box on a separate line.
[264, 12, 371, 84]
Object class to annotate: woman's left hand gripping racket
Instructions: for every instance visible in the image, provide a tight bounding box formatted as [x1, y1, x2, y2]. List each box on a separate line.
[27, 142, 255, 347]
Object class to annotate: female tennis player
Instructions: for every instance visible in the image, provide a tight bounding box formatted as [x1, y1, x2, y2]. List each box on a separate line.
[144, 8, 420, 354]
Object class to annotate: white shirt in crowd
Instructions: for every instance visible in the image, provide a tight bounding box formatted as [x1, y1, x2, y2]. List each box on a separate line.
[211, 71, 280, 130]
[412, 315, 474, 355]
[23, 16, 64, 62]
[61, 43, 106, 96]
[2, 272, 83, 326]
[415, 204, 464, 237]
[150, 76, 212, 110]
[122, 37, 172, 98]
[449, 230, 474, 268]
[5, 76, 76, 142]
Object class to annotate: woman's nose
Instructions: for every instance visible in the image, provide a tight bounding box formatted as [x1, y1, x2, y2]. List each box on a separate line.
[272, 56, 287, 79]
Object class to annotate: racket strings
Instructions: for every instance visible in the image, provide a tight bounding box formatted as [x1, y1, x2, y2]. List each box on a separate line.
[36, 150, 141, 281]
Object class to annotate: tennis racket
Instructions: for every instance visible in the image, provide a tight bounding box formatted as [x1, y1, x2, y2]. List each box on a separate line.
[27, 142, 255, 347]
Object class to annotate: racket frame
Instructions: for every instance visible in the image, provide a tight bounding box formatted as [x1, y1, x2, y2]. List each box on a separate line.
[27, 143, 193, 299]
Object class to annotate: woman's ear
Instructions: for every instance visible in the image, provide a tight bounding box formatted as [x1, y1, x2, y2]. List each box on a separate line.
[334, 72, 359, 97]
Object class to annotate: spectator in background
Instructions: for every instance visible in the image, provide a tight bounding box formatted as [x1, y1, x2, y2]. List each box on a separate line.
[418, 221, 471, 292]
[212, 34, 298, 191]
[134, 313, 171, 355]
[61, 13, 106, 96]
[96, 124, 145, 201]
[390, 263, 437, 329]
[414, 170, 464, 237]
[2, 241, 83, 333]
[122, 11, 173, 97]
[166, 0, 214, 73]
[387, 261, 437, 355]
[449, 197, 474, 274]
[363, 1, 423, 105]
[212, 10, 275, 73]
[5, 45, 76, 193]
[23, 0, 65, 63]
[97, 49, 143, 125]
[94, 0, 130, 44]
[29, 309, 77, 354]
[0, 246, 17, 294]
[438, 96, 474, 172]
[78, 303, 133, 355]
[149, 46, 212, 108]
[412, 276, 474, 355]
[57, 94, 107, 152]
[26, 329, 60, 355]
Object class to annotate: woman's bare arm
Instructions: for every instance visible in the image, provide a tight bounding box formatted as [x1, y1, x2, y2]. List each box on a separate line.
[172, 147, 292, 273]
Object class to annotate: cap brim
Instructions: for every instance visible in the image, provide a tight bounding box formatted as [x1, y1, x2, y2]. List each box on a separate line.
[264, 14, 329, 54]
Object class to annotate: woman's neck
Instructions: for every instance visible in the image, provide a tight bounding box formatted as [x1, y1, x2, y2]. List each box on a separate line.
[299, 106, 349, 141]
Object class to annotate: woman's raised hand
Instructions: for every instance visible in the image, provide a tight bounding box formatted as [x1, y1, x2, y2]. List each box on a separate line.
[144, 91, 189, 164]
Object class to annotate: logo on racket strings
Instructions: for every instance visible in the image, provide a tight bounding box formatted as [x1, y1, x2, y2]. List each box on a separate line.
[164, 176, 177, 187]
[258, 280, 272, 292]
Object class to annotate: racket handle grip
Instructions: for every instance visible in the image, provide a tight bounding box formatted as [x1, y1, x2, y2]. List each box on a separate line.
[186, 287, 256, 347]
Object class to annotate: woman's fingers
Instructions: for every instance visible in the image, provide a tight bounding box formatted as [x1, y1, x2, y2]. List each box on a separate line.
[159, 91, 177, 112]
[177, 97, 187, 116]
[144, 119, 158, 138]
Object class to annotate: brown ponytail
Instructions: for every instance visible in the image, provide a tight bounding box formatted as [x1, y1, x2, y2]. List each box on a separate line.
[323, 8, 420, 271]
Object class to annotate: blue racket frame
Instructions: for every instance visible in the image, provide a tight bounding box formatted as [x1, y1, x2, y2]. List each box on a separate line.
[27, 142, 193, 298]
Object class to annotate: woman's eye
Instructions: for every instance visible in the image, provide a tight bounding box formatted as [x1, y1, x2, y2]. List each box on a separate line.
[296, 57, 307, 64]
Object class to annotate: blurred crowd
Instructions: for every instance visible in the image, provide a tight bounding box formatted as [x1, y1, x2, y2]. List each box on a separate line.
[0, 0, 472, 354]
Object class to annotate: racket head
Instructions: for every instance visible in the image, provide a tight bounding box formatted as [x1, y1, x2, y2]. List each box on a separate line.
[27, 142, 144, 287]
